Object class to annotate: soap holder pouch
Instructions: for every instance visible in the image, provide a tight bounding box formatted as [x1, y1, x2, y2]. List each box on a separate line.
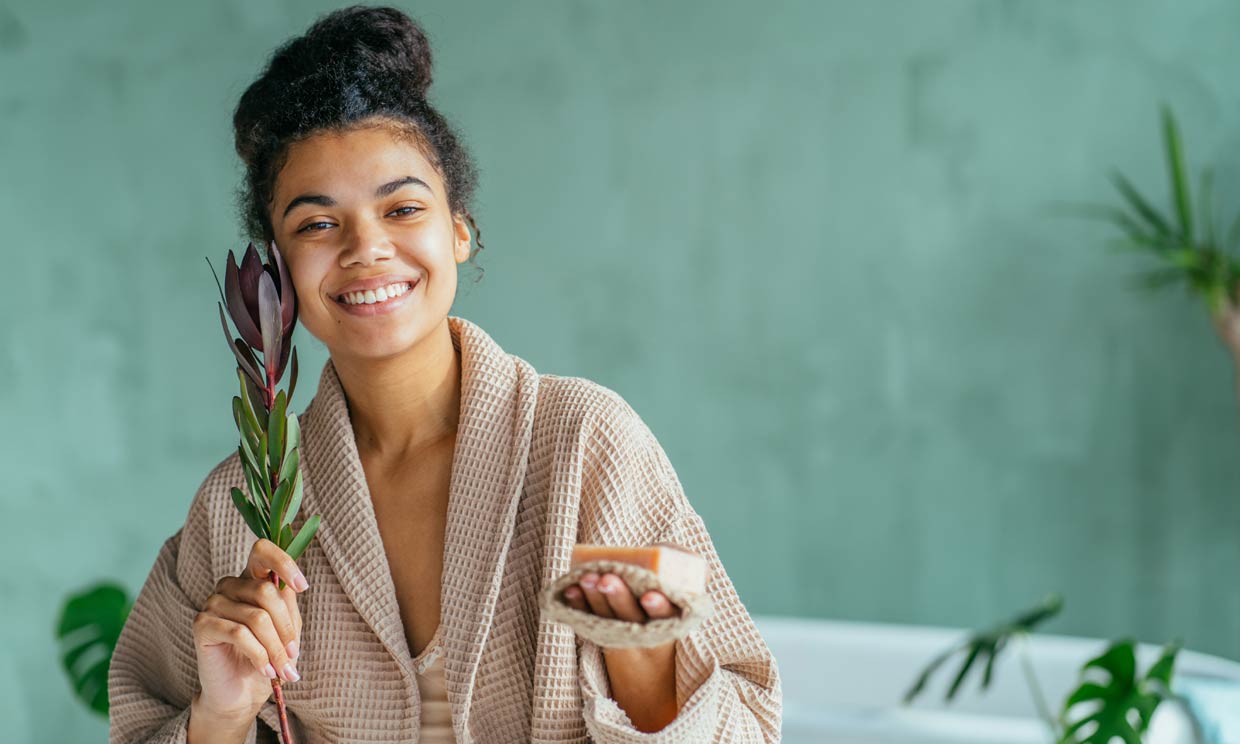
[540, 558, 714, 648]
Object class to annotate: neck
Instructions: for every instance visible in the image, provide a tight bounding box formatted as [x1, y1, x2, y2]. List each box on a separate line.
[331, 318, 462, 462]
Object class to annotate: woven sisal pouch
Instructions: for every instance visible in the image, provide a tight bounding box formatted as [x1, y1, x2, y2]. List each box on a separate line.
[540, 558, 714, 648]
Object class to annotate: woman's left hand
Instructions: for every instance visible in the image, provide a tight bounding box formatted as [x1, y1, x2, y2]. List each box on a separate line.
[562, 571, 682, 622]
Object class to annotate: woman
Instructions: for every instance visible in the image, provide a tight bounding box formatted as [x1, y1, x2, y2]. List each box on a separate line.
[108, 6, 781, 743]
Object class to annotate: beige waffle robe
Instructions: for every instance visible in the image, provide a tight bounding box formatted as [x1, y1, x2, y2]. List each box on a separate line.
[108, 315, 782, 743]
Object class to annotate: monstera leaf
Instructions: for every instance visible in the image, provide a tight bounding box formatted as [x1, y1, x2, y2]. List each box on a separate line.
[904, 593, 1063, 704]
[55, 582, 133, 715]
[1058, 639, 1180, 744]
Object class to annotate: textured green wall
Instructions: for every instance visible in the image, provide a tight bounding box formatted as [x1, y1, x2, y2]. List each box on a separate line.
[4, 0, 1240, 739]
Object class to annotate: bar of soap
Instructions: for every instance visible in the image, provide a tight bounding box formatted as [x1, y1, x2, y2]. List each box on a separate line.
[571, 543, 708, 594]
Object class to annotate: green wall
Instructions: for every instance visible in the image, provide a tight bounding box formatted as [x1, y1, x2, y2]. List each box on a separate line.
[4, 0, 1240, 739]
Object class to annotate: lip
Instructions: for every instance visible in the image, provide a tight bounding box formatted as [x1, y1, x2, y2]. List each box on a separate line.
[332, 277, 420, 317]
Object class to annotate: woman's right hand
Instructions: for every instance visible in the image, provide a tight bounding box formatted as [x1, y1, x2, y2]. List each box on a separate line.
[191, 539, 310, 722]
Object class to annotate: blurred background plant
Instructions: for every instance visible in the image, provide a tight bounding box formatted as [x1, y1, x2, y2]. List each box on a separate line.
[904, 595, 1193, 744]
[1064, 104, 1240, 370]
[54, 583, 132, 717]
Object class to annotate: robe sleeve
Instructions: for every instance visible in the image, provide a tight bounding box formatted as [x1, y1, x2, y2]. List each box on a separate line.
[108, 465, 282, 744]
[574, 388, 783, 743]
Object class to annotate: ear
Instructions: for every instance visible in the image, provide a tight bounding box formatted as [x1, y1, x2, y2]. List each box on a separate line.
[452, 213, 472, 265]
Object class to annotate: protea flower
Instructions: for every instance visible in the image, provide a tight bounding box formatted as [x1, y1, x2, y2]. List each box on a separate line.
[208, 240, 320, 744]
[215, 241, 298, 409]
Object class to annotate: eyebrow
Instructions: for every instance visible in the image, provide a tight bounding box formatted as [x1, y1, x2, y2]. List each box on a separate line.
[280, 176, 433, 221]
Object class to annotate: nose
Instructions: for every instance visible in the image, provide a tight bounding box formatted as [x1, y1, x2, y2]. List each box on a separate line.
[339, 216, 396, 267]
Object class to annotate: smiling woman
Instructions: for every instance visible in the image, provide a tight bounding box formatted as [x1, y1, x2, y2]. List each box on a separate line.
[106, 5, 781, 744]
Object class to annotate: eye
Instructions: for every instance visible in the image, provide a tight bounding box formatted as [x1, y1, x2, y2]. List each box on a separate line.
[390, 206, 422, 217]
[297, 221, 334, 234]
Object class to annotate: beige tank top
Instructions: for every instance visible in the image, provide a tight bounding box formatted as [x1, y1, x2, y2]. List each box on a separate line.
[412, 624, 454, 742]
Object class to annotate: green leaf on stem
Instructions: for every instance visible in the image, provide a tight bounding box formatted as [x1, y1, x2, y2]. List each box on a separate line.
[55, 582, 132, 716]
[285, 412, 301, 462]
[1161, 104, 1193, 242]
[237, 442, 261, 485]
[239, 368, 268, 432]
[242, 458, 269, 520]
[904, 593, 1063, 704]
[267, 390, 287, 472]
[1058, 639, 1180, 744]
[281, 469, 304, 532]
[280, 523, 293, 550]
[279, 446, 300, 486]
[1109, 171, 1173, 238]
[270, 475, 293, 532]
[285, 515, 321, 561]
[231, 488, 267, 539]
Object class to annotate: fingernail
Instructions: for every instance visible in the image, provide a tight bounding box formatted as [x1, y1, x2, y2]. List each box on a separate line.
[283, 663, 300, 682]
[642, 595, 661, 608]
[599, 579, 615, 593]
[263, 663, 277, 679]
[580, 575, 596, 589]
[286, 640, 299, 659]
[293, 573, 309, 592]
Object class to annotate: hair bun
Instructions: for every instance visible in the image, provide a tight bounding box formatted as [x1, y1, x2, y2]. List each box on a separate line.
[283, 4, 434, 98]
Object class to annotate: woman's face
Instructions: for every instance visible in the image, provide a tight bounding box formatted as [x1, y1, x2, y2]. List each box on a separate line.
[269, 121, 471, 362]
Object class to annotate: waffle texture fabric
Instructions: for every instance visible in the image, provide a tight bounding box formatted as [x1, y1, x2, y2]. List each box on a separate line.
[108, 315, 782, 743]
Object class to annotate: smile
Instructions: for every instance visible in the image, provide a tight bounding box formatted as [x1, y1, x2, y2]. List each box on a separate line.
[333, 279, 419, 316]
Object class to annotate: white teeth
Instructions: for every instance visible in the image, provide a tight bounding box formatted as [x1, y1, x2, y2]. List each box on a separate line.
[339, 281, 413, 306]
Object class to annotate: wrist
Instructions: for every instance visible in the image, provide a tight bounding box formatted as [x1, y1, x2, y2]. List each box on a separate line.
[189, 693, 256, 744]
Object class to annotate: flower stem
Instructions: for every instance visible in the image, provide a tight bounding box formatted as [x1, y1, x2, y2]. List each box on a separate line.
[263, 378, 294, 744]
[268, 571, 296, 744]
[1016, 633, 1059, 740]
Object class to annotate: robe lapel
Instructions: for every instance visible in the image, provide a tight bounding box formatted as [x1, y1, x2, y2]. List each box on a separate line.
[299, 316, 539, 740]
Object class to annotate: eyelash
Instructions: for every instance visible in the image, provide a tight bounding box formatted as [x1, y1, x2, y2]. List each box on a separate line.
[297, 206, 422, 234]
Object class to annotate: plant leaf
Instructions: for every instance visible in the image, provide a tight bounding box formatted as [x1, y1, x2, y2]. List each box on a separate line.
[1110, 171, 1173, 238]
[279, 446, 300, 486]
[1057, 639, 1179, 744]
[242, 370, 268, 431]
[218, 303, 263, 389]
[288, 347, 300, 403]
[55, 582, 132, 716]
[269, 476, 293, 534]
[224, 249, 264, 348]
[281, 469, 304, 532]
[231, 488, 267, 539]
[1161, 104, 1193, 242]
[242, 455, 269, 519]
[285, 514, 321, 561]
[904, 594, 1063, 705]
[285, 412, 301, 462]
[258, 271, 282, 382]
[267, 389, 287, 470]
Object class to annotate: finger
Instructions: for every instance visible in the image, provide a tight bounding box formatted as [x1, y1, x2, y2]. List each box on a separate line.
[193, 612, 279, 681]
[563, 585, 590, 613]
[246, 539, 309, 593]
[215, 577, 300, 657]
[597, 573, 648, 623]
[639, 590, 681, 620]
[577, 572, 615, 619]
[204, 593, 300, 682]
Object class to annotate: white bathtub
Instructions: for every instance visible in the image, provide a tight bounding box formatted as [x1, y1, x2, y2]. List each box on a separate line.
[751, 615, 1240, 744]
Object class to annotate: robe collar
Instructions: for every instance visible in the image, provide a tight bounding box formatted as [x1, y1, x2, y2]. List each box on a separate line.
[298, 315, 539, 735]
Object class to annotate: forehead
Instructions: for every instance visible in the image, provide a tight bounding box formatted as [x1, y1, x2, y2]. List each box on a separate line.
[274, 123, 444, 201]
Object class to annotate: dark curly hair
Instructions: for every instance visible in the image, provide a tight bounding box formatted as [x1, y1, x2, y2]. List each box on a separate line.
[232, 5, 484, 281]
